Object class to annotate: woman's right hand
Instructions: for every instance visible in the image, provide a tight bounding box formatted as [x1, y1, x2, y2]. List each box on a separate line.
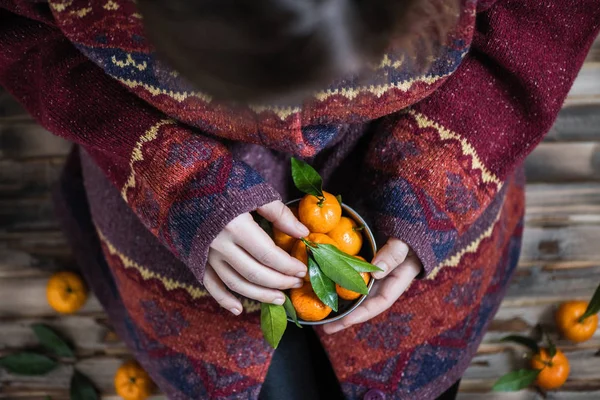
[203, 200, 309, 315]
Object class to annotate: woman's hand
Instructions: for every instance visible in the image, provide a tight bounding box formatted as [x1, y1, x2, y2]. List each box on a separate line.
[323, 238, 422, 334]
[203, 200, 309, 315]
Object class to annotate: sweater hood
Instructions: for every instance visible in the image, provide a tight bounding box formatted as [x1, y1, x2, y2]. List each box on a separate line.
[48, 0, 476, 157]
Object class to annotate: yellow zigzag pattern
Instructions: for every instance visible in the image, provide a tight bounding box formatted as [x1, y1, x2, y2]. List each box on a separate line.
[118, 78, 213, 103]
[112, 54, 148, 71]
[50, 0, 73, 12]
[70, 7, 92, 18]
[121, 119, 174, 201]
[427, 199, 504, 280]
[116, 69, 453, 121]
[103, 1, 120, 11]
[97, 229, 262, 313]
[409, 110, 502, 187]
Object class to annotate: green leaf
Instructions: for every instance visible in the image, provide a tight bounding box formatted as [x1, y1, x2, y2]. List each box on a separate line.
[318, 244, 382, 273]
[260, 303, 287, 348]
[0, 352, 57, 375]
[283, 294, 302, 328]
[32, 324, 75, 358]
[581, 282, 600, 321]
[291, 158, 323, 198]
[308, 255, 338, 312]
[335, 194, 343, 205]
[311, 244, 368, 295]
[45, 396, 52, 400]
[70, 370, 99, 400]
[492, 369, 540, 391]
[500, 335, 539, 354]
[545, 331, 556, 359]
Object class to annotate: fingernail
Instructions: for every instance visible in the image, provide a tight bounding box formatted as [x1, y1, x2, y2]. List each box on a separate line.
[295, 270, 306, 278]
[326, 325, 343, 334]
[293, 282, 303, 288]
[373, 261, 387, 279]
[273, 296, 285, 306]
[296, 222, 310, 236]
[229, 308, 241, 316]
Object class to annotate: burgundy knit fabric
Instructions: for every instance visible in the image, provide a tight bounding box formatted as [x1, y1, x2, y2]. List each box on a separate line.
[1, 0, 599, 398]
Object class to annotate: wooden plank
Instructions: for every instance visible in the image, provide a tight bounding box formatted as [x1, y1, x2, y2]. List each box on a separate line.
[0, 357, 123, 395]
[0, 197, 59, 232]
[481, 304, 600, 351]
[0, 159, 64, 199]
[545, 104, 600, 142]
[520, 225, 600, 265]
[525, 142, 600, 183]
[0, 247, 71, 278]
[568, 64, 600, 101]
[0, 89, 27, 119]
[0, 122, 70, 159]
[504, 265, 600, 306]
[457, 393, 540, 400]
[0, 277, 104, 318]
[0, 316, 125, 355]
[458, 391, 600, 400]
[462, 348, 600, 391]
[525, 183, 600, 224]
[585, 36, 600, 62]
[0, 231, 71, 260]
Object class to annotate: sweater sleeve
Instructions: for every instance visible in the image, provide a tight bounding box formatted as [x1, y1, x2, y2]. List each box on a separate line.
[364, 0, 600, 277]
[0, 7, 280, 282]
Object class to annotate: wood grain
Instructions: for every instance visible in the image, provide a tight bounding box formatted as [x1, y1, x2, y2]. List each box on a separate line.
[525, 142, 600, 183]
[0, 122, 70, 160]
[0, 159, 64, 199]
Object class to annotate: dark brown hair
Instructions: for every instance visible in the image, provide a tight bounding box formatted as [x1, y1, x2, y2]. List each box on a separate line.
[137, 0, 459, 103]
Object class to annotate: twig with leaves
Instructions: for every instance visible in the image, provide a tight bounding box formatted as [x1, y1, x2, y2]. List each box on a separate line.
[0, 324, 98, 399]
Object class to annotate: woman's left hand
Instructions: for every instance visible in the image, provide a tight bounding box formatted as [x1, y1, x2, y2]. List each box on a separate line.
[323, 238, 422, 334]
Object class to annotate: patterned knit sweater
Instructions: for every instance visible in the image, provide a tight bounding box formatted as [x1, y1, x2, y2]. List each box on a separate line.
[1, 0, 599, 399]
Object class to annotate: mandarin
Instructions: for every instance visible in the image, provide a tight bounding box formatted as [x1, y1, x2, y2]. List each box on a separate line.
[298, 191, 341, 233]
[530, 348, 570, 390]
[46, 271, 88, 314]
[114, 360, 153, 400]
[327, 216, 363, 255]
[290, 284, 332, 322]
[555, 301, 598, 343]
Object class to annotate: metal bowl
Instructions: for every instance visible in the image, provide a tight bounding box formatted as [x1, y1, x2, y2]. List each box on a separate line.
[285, 199, 377, 326]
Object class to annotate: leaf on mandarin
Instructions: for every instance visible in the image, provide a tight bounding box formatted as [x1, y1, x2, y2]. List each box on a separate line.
[32, 324, 75, 358]
[0, 352, 57, 375]
[492, 369, 540, 392]
[283, 294, 301, 328]
[290, 158, 323, 198]
[321, 245, 382, 273]
[311, 245, 368, 295]
[260, 303, 287, 348]
[308, 255, 338, 312]
[335, 194, 343, 206]
[581, 282, 600, 321]
[500, 335, 540, 354]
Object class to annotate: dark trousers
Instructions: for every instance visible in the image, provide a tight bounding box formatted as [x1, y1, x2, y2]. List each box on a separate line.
[259, 324, 460, 400]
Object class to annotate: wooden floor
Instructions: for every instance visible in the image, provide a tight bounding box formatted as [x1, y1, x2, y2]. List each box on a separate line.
[2, 43, 600, 399]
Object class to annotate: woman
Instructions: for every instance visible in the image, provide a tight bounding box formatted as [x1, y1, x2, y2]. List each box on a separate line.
[0, 0, 598, 399]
